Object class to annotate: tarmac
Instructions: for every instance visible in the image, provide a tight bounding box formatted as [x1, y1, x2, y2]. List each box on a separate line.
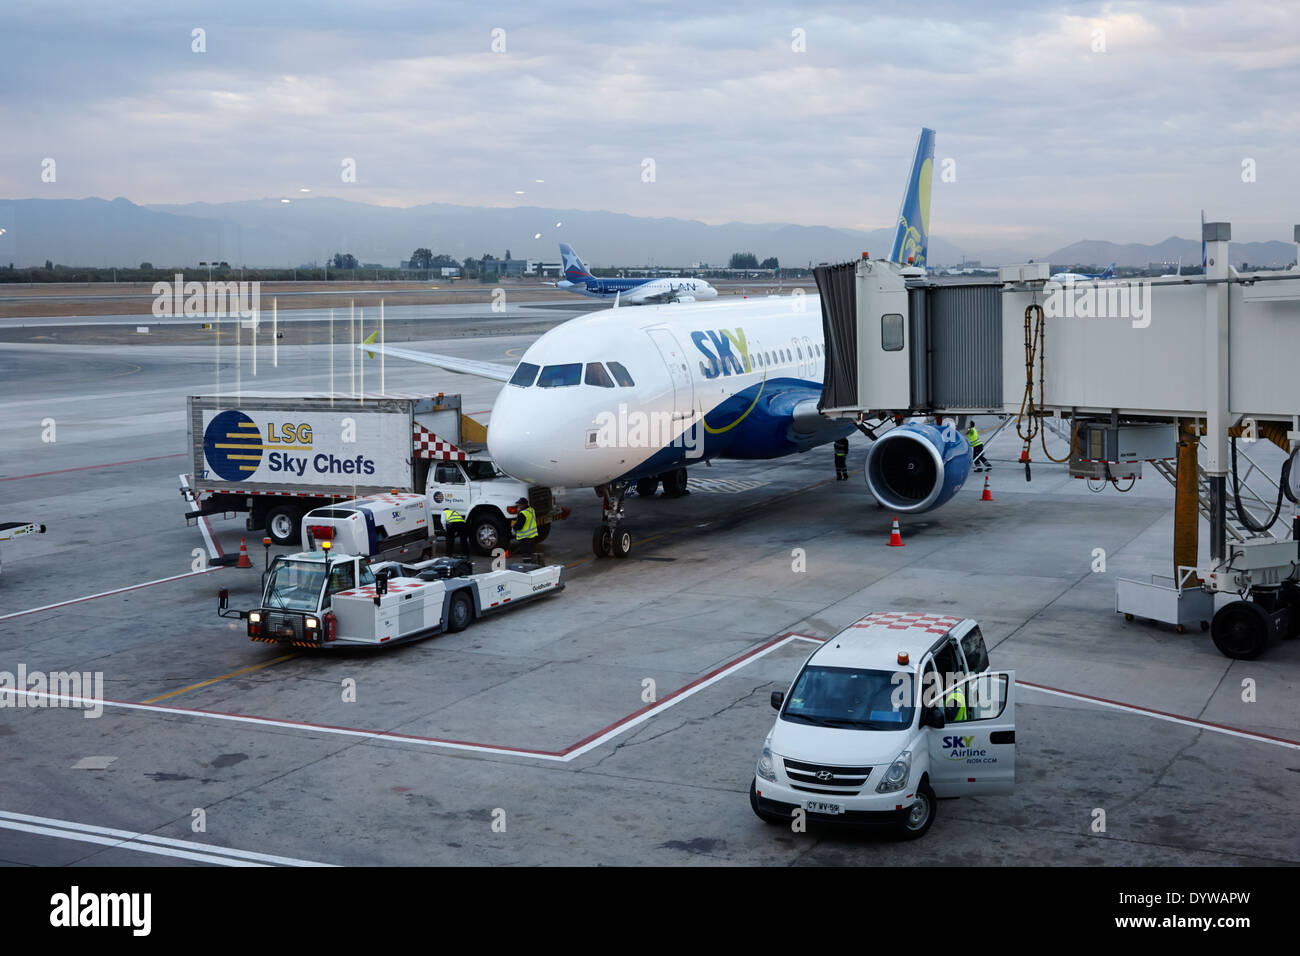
[1, 297, 1297, 866]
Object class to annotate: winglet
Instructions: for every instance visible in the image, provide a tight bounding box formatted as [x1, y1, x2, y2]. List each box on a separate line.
[362, 330, 378, 358]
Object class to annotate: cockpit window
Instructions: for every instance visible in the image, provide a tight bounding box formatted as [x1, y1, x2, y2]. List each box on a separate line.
[607, 361, 635, 387]
[585, 362, 615, 388]
[538, 363, 582, 387]
[509, 362, 540, 387]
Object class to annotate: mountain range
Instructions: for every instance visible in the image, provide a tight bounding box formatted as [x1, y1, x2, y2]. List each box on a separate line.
[0, 197, 1294, 271]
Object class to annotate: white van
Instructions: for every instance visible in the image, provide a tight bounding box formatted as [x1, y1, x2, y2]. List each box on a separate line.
[750, 612, 1015, 839]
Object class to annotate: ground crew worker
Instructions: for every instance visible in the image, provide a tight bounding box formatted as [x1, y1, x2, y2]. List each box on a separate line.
[441, 505, 470, 557]
[509, 497, 540, 563]
[944, 685, 967, 722]
[967, 424, 989, 472]
[833, 437, 849, 480]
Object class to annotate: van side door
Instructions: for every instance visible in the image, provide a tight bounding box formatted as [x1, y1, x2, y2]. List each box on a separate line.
[926, 670, 1016, 797]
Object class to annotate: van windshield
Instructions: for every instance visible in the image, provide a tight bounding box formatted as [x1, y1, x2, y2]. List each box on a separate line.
[782, 666, 913, 730]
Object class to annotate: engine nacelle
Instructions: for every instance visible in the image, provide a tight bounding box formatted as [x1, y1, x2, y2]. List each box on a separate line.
[864, 422, 972, 514]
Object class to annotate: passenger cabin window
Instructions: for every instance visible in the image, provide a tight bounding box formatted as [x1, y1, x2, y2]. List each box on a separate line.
[538, 363, 582, 387]
[607, 361, 635, 387]
[585, 362, 615, 388]
[434, 463, 464, 484]
[881, 313, 904, 352]
[509, 362, 540, 387]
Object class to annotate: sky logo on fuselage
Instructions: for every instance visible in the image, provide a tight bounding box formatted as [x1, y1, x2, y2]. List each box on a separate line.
[690, 328, 750, 379]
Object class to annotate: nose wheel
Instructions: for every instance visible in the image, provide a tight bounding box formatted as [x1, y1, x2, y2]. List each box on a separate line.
[592, 483, 632, 559]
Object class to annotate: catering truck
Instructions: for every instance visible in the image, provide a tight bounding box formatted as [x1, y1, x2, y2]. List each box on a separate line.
[217, 546, 564, 649]
[183, 393, 561, 553]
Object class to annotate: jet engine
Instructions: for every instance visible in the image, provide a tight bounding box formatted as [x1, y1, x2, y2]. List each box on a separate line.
[864, 422, 972, 514]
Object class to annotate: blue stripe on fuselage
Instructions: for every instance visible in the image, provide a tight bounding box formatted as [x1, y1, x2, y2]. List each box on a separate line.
[612, 378, 854, 482]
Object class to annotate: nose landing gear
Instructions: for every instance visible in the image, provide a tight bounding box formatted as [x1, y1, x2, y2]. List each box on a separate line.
[592, 482, 632, 558]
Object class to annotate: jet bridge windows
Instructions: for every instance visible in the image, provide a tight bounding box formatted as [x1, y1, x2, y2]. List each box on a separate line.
[538, 363, 582, 387]
[509, 362, 540, 387]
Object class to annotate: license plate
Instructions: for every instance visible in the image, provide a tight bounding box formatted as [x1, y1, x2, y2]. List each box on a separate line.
[804, 799, 844, 815]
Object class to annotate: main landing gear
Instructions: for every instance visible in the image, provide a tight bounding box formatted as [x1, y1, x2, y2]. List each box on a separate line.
[592, 482, 632, 559]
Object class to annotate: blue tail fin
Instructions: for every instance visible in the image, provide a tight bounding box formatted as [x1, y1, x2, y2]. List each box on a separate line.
[559, 242, 592, 280]
[1100, 262, 1115, 279]
[888, 127, 936, 267]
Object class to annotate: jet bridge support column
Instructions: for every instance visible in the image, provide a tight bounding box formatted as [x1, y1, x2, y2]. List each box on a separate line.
[1174, 420, 1200, 576]
[1203, 221, 1232, 562]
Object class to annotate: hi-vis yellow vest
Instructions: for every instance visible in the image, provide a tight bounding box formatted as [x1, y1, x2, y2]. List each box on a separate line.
[442, 508, 466, 525]
[517, 507, 539, 539]
[967, 427, 981, 445]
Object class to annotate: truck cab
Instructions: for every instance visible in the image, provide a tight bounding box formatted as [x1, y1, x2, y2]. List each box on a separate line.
[219, 547, 376, 647]
[751, 612, 1015, 839]
[427, 457, 552, 555]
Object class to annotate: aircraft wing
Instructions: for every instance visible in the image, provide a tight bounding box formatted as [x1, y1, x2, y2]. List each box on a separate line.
[358, 338, 515, 383]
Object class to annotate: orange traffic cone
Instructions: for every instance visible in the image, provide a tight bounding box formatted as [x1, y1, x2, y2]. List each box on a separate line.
[887, 517, 905, 547]
[237, 537, 253, 568]
[981, 476, 994, 501]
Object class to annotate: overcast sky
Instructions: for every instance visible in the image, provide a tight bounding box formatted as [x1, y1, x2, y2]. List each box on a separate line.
[3, 0, 1297, 259]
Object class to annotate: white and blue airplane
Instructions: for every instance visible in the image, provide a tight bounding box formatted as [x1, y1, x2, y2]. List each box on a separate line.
[365, 128, 969, 557]
[1050, 262, 1116, 282]
[555, 243, 719, 305]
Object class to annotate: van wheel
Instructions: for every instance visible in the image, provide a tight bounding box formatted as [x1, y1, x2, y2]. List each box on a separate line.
[446, 591, 473, 633]
[265, 504, 301, 547]
[471, 514, 510, 556]
[636, 476, 659, 498]
[749, 779, 784, 825]
[896, 780, 936, 840]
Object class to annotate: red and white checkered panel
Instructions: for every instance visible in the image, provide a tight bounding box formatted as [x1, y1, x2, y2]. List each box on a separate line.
[412, 422, 466, 461]
[851, 611, 962, 635]
[337, 581, 423, 598]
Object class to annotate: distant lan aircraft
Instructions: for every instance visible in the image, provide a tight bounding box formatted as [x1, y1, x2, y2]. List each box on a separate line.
[554, 243, 719, 305]
[1050, 262, 1116, 282]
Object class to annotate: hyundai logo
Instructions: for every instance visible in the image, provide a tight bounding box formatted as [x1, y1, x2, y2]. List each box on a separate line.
[816, 770, 834, 781]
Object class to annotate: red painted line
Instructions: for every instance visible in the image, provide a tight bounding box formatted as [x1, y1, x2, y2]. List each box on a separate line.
[0, 453, 186, 482]
[1016, 678, 1300, 747]
[0, 566, 226, 622]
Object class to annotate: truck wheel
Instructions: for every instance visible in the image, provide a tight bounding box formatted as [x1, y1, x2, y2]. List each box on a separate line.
[265, 504, 301, 547]
[896, 780, 936, 840]
[749, 779, 785, 825]
[471, 514, 510, 556]
[636, 476, 659, 498]
[661, 467, 689, 497]
[612, 529, 632, 558]
[1211, 601, 1270, 660]
[446, 591, 473, 633]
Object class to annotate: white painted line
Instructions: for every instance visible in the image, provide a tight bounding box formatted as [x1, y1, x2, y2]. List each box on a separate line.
[0, 809, 333, 867]
[179, 472, 222, 560]
[0, 819, 266, 866]
[0, 565, 224, 622]
[561, 633, 810, 761]
[1016, 681, 1300, 751]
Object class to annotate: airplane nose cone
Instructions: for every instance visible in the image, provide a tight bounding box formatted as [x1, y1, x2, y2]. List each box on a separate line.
[487, 392, 557, 484]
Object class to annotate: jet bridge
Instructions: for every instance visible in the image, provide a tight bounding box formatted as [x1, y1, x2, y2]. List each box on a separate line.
[817, 222, 1300, 660]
